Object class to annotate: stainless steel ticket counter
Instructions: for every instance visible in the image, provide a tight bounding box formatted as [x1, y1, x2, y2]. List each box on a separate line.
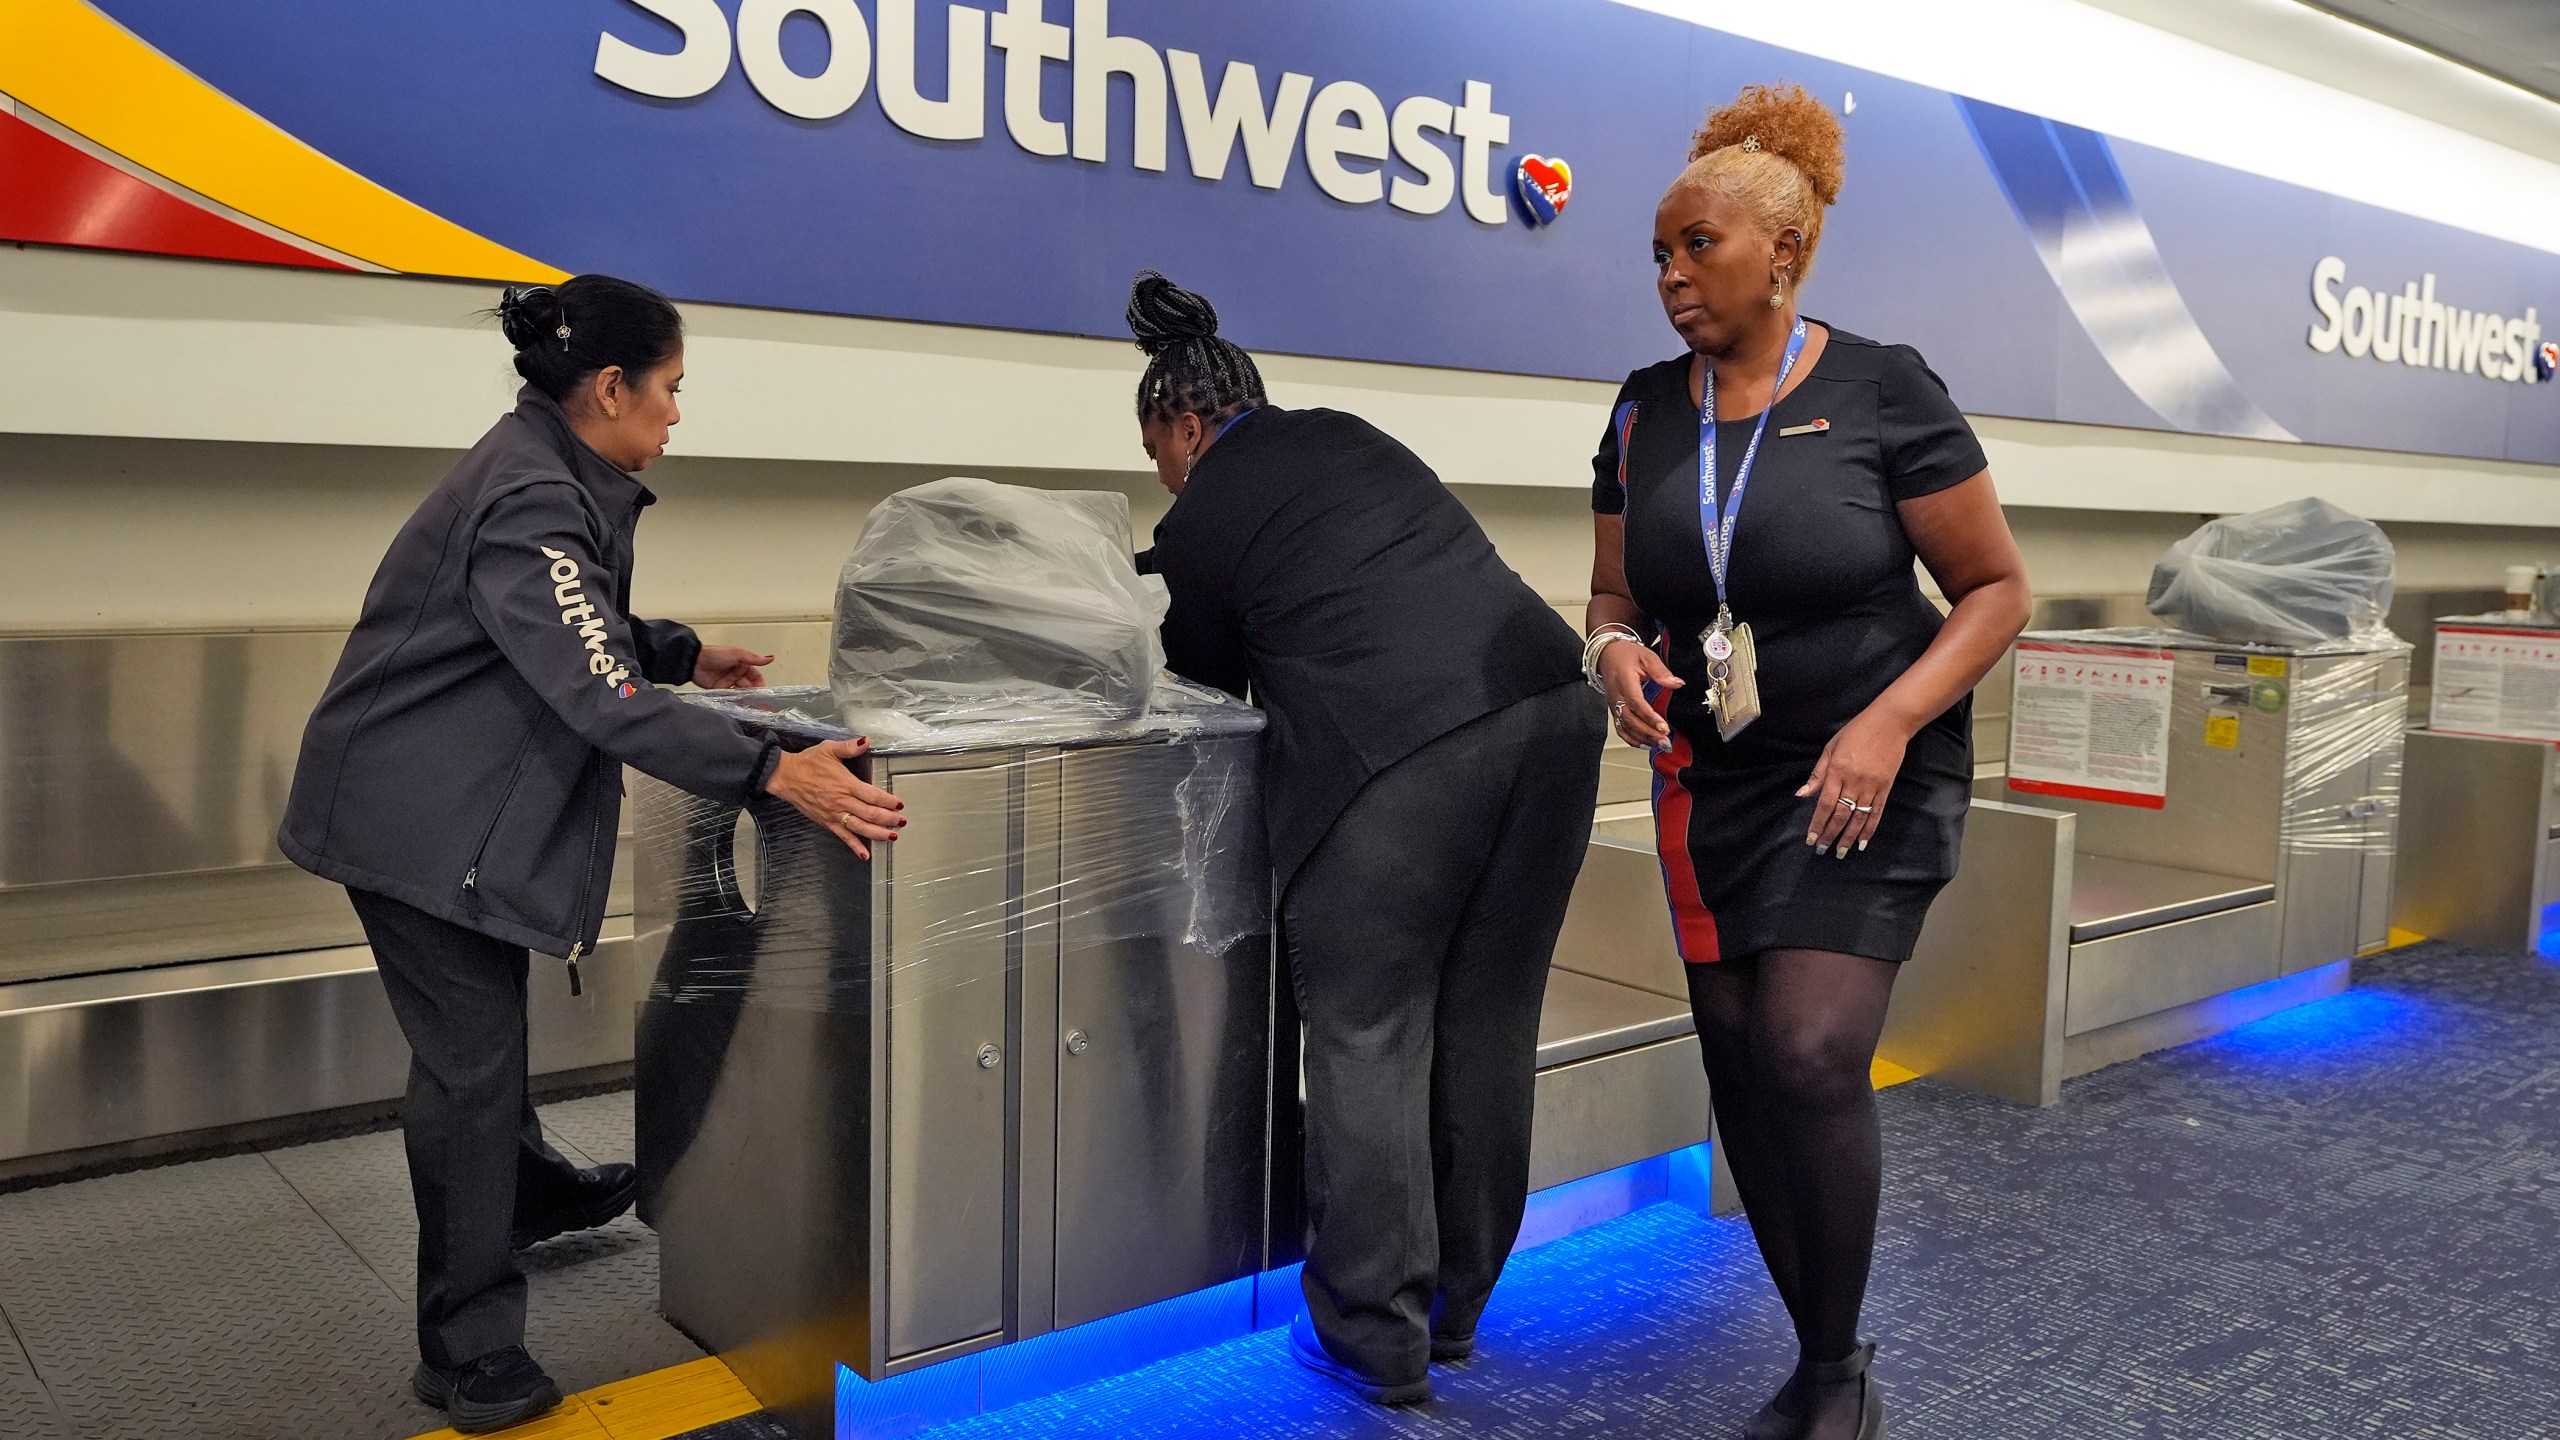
[632, 685, 1717, 1434]
[1881, 630, 2410, 1104]
[2393, 613, 2560, 954]
[632, 685, 1275, 1428]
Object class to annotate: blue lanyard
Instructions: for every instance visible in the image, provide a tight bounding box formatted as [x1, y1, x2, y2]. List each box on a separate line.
[1697, 317, 1808, 621]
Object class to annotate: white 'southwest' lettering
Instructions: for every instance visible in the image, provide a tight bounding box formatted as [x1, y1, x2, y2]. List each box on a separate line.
[539, 547, 632, 690]
[2307, 255, 2543, 383]
[594, 0, 1514, 222]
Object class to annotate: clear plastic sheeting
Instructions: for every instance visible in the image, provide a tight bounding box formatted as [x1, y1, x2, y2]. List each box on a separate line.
[2024, 627, 2409, 856]
[687, 677, 1259, 756]
[829, 478, 1172, 744]
[633, 683, 1270, 1014]
[2146, 497, 2397, 648]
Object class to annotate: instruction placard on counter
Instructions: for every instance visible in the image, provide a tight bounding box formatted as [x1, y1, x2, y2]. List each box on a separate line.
[2432, 623, 2560, 743]
[2007, 642, 2175, 808]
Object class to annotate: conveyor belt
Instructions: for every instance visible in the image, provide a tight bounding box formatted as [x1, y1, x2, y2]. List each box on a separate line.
[2068, 855, 2273, 944]
[1536, 969, 1695, 1069]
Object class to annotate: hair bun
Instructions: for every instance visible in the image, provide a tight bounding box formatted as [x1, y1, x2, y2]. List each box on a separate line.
[1126, 271, 1220, 357]
[495, 285, 566, 352]
[1690, 83, 1845, 209]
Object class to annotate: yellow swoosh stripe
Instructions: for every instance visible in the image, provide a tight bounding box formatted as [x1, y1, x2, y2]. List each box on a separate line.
[0, 0, 565, 281]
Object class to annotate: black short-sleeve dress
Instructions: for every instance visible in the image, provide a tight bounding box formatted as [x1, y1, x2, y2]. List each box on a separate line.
[1593, 325, 1988, 965]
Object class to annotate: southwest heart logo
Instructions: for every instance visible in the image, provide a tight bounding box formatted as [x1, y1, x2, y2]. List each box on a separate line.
[1514, 155, 1572, 226]
[2539, 341, 2559, 383]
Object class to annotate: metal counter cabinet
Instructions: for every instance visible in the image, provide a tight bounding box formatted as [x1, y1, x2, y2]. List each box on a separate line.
[630, 731, 1280, 1432]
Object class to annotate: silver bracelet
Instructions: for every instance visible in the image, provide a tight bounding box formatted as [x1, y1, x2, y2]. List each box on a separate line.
[1582, 625, 1642, 694]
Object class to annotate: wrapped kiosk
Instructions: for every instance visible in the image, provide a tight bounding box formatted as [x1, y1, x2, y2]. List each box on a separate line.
[1882, 502, 2412, 1102]
[632, 481, 1282, 1432]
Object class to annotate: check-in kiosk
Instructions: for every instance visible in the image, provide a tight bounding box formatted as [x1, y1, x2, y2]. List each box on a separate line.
[1885, 629, 2409, 1102]
[2393, 613, 2560, 953]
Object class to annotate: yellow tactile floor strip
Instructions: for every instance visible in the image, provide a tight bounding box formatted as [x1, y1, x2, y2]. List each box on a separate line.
[408, 1356, 760, 1440]
[1871, 1056, 1920, 1089]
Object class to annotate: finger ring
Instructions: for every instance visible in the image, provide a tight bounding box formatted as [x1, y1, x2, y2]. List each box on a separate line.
[1854, 803, 1874, 813]
[836, 812, 855, 828]
[1611, 700, 1627, 713]
[1836, 796, 1858, 809]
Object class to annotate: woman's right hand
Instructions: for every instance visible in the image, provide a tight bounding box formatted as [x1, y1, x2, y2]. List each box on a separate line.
[764, 739, 906, 859]
[1599, 639, 1681, 750]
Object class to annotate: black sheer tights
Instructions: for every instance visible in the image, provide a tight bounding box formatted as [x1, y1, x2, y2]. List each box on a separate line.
[1685, 948, 1901, 1368]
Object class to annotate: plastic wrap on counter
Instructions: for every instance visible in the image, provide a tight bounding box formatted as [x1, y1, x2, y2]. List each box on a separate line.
[2145, 497, 2397, 648]
[631, 680, 1270, 1012]
[2019, 627, 2409, 856]
[828, 477, 1172, 744]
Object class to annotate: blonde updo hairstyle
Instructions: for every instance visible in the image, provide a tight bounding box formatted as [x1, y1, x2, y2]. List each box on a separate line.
[1673, 84, 1846, 296]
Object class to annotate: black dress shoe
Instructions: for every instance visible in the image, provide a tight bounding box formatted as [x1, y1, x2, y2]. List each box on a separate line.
[1801, 1341, 1887, 1439]
[1288, 1312, 1431, 1405]
[512, 1162, 638, 1250]
[412, 1346, 565, 1434]
[1748, 1358, 1809, 1438]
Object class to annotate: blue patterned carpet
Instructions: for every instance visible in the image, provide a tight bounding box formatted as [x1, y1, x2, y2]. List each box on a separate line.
[743, 941, 2560, 1439]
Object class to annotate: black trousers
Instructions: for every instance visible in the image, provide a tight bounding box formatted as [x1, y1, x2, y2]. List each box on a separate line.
[1281, 682, 1605, 1385]
[348, 888, 592, 1369]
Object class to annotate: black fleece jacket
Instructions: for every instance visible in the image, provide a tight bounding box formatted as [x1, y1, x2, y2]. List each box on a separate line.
[280, 387, 778, 966]
[1142, 406, 1582, 891]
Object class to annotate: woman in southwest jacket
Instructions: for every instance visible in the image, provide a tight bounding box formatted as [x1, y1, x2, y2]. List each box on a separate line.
[279, 275, 902, 1434]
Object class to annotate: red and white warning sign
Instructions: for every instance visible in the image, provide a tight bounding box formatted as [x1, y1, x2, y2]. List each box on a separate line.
[2006, 642, 2176, 809]
[2432, 623, 2560, 744]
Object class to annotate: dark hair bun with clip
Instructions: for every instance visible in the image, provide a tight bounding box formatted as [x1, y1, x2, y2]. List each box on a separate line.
[483, 274, 683, 407]
[1126, 271, 1221, 358]
[495, 285, 566, 353]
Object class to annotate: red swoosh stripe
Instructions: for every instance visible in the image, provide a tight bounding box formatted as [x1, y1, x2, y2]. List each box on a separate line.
[1648, 719, 1722, 964]
[0, 109, 348, 270]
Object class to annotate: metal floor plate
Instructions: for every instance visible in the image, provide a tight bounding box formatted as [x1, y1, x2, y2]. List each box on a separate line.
[0, 1090, 696, 1440]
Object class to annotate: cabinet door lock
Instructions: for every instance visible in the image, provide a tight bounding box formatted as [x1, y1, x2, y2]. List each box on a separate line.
[976, 1044, 1002, 1070]
[1064, 1030, 1091, 1056]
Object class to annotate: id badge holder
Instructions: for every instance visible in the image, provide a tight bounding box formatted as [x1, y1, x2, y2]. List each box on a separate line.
[1709, 622, 1761, 742]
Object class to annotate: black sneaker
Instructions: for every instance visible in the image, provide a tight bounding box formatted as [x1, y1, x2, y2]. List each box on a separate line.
[412, 1346, 565, 1433]
[1428, 1331, 1475, 1364]
[511, 1162, 638, 1251]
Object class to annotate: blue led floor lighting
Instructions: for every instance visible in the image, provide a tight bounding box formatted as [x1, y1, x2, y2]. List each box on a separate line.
[835, 1142, 1719, 1438]
[2197, 966, 2432, 1058]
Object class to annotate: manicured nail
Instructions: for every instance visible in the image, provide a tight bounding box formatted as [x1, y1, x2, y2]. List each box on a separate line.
[1858, 839, 1869, 852]
[1835, 847, 1848, 860]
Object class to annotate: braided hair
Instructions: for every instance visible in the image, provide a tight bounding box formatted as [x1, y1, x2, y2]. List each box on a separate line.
[1128, 272, 1266, 424]
[489, 274, 683, 404]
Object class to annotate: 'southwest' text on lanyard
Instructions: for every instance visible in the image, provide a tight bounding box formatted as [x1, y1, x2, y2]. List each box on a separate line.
[1697, 316, 1809, 659]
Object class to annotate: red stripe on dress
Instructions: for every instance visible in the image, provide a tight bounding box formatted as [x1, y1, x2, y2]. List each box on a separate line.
[1648, 720, 1723, 964]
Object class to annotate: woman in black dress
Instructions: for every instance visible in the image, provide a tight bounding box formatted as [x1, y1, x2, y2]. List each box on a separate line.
[1586, 87, 2031, 1440]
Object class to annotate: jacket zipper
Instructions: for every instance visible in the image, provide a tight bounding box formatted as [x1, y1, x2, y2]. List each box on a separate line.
[461, 738, 537, 896]
[564, 752, 609, 997]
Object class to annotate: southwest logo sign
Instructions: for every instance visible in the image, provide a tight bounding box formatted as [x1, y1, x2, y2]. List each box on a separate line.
[597, 0, 1546, 226]
[2307, 257, 2549, 385]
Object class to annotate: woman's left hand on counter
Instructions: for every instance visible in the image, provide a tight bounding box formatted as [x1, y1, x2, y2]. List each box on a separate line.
[1798, 710, 1910, 856]
[767, 739, 906, 859]
[695, 645, 774, 690]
